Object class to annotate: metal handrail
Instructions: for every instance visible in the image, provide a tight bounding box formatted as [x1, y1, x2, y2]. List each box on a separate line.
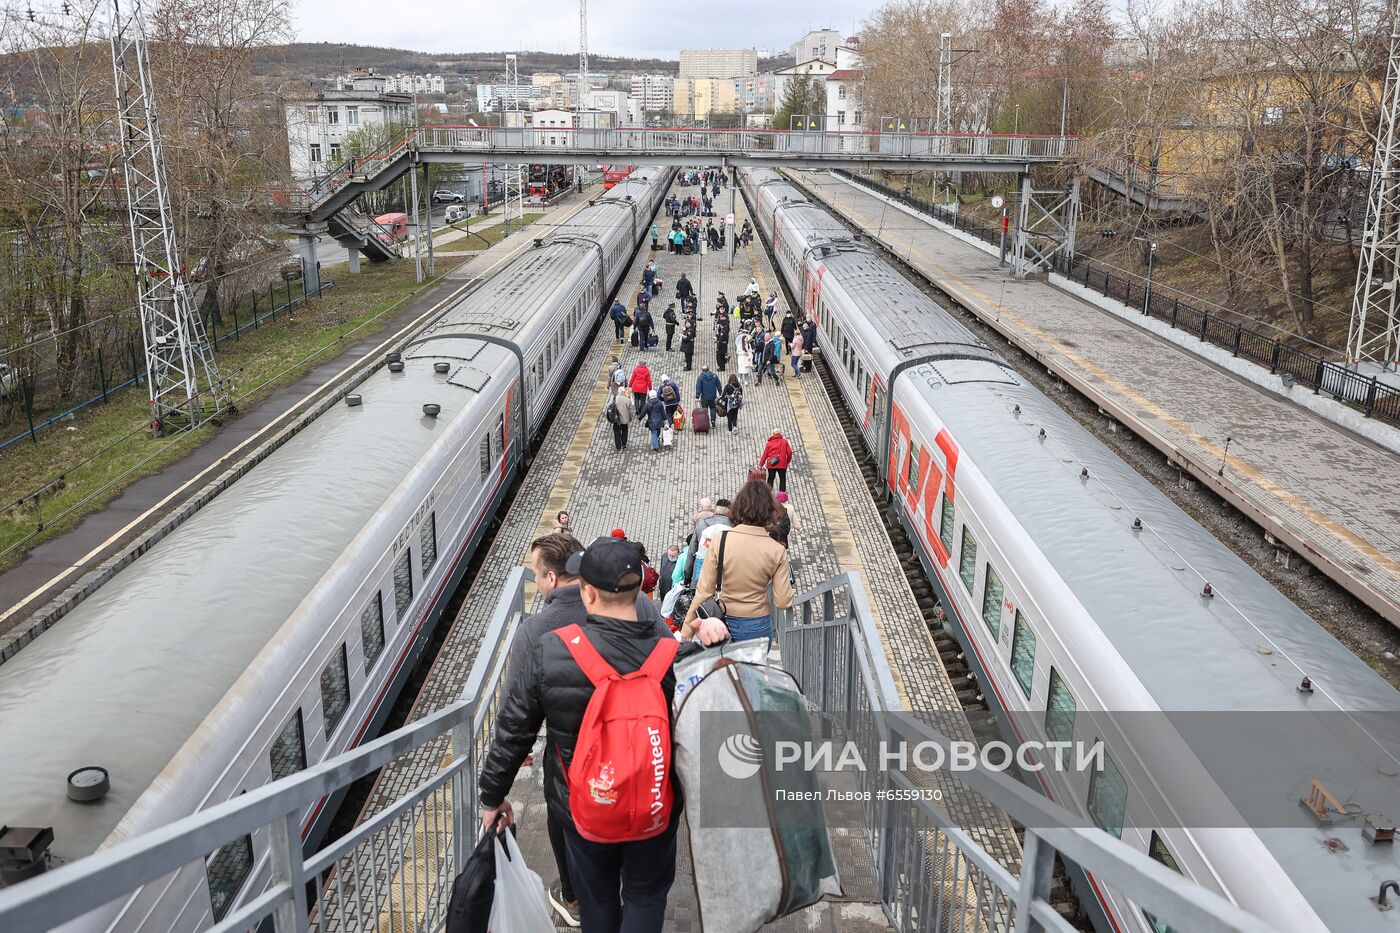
[0, 568, 1276, 933]
[778, 572, 1276, 933]
[0, 568, 529, 933]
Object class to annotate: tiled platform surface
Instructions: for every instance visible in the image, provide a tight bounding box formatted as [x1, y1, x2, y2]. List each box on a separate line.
[790, 169, 1400, 627]
[347, 172, 1021, 930]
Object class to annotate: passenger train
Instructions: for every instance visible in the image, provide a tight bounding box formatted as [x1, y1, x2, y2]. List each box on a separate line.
[0, 167, 671, 930]
[742, 167, 1400, 932]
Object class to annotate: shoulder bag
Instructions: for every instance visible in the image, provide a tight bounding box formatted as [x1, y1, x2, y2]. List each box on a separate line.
[694, 531, 729, 622]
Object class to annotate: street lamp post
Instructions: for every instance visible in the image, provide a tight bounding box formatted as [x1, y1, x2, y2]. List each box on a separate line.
[1013, 103, 1020, 135]
[1134, 236, 1158, 312]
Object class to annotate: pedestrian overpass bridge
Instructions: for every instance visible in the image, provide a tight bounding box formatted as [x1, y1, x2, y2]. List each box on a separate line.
[283, 125, 1081, 223]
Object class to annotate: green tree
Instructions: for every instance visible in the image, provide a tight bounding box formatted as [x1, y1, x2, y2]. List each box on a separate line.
[772, 75, 827, 130]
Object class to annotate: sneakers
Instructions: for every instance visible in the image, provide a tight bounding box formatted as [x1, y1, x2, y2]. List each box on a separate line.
[549, 879, 582, 927]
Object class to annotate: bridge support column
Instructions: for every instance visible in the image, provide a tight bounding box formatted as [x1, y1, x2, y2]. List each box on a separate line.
[346, 246, 361, 274]
[409, 156, 425, 283]
[422, 162, 436, 277]
[297, 232, 321, 295]
[1012, 173, 1080, 279]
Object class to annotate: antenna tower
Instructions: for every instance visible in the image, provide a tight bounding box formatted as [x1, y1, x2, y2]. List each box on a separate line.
[578, 0, 589, 114]
[503, 52, 524, 235]
[110, 0, 228, 434]
[1350, 15, 1400, 370]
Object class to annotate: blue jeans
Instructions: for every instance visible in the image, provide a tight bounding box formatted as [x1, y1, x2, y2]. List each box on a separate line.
[650, 426, 661, 450]
[725, 613, 772, 651]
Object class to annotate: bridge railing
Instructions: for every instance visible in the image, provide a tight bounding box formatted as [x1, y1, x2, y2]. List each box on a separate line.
[279, 125, 1080, 218]
[0, 568, 1275, 933]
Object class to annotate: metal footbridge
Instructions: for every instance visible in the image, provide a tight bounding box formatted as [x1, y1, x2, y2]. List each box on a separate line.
[282, 125, 1081, 223]
[0, 569, 1273, 933]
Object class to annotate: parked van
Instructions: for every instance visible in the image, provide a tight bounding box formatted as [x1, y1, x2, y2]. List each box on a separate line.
[374, 212, 409, 243]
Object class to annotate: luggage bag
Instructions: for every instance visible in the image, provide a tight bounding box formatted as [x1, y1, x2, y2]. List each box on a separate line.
[691, 407, 711, 433]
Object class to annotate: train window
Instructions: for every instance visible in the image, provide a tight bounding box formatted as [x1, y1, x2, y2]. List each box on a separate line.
[361, 592, 385, 669]
[959, 526, 978, 593]
[1087, 747, 1128, 840]
[1010, 611, 1036, 698]
[420, 513, 438, 576]
[980, 565, 1004, 638]
[479, 436, 492, 480]
[1046, 668, 1075, 744]
[320, 644, 350, 738]
[938, 495, 955, 551]
[393, 550, 413, 621]
[1143, 833, 1183, 933]
[495, 414, 506, 460]
[906, 444, 920, 492]
[270, 709, 307, 781]
[206, 834, 254, 922]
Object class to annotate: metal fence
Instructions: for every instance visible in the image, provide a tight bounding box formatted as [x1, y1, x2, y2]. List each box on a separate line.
[834, 170, 1400, 429]
[0, 277, 333, 452]
[1055, 254, 1400, 428]
[0, 567, 1278, 933]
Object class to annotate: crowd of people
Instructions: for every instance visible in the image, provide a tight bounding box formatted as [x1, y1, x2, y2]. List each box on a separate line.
[472, 170, 823, 931]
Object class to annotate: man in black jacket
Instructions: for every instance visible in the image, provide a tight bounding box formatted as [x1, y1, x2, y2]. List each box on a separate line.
[662, 303, 678, 351]
[503, 534, 668, 926]
[679, 316, 697, 371]
[480, 537, 727, 932]
[675, 272, 693, 306]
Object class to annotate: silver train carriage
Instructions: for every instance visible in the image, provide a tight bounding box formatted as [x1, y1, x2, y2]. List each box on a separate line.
[0, 167, 671, 931]
[742, 167, 1400, 933]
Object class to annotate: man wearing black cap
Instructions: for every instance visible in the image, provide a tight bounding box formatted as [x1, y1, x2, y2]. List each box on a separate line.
[479, 537, 728, 932]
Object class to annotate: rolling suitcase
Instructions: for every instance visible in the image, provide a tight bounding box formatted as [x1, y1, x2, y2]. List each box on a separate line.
[631, 329, 640, 348]
[692, 407, 711, 433]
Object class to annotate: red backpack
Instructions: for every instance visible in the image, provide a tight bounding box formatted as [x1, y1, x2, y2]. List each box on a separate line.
[555, 624, 679, 842]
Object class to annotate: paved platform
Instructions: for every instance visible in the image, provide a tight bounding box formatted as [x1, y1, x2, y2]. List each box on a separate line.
[790, 169, 1400, 627]
[0, 190, 598, 655]
[346, 173, 1021, 930]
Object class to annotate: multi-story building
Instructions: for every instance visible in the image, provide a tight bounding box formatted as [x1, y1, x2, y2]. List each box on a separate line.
[825, 44, 864, 132]
[630, 74, 675, 113]
[336, 71, 445, 95]
[672, 77, 742, 121]
[789, 29, 843, 65]
[584, 89, 632, 127]
[475, 83, 552, 112]
[531, 72, 563, 88]
[528, 109, 616, 146]
[679, 48, 757, 79]
[741, 73, 778, 114]
[287, 69, 413, 180]
[773, 57, 837, 112]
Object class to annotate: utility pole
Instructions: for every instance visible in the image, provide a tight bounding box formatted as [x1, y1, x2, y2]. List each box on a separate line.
[504, 52, 524, 237]
[110, 0, 228, 435]
[577, 0, 589, 188]
[1349, 14, 1400, 370]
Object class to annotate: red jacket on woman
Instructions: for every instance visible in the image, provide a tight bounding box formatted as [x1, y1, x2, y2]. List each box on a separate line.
[761, 432, 793, 470]
[629, 364, 652, 395]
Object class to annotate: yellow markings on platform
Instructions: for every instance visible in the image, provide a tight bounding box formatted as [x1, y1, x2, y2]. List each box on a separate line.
[373, 750, 458, 933]
[806, 174, 1400, 579]
[749, 257, 915, 710]
[523, 340, 624, 601]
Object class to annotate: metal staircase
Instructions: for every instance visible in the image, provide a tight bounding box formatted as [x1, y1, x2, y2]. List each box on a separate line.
[325, 206, 402, 262]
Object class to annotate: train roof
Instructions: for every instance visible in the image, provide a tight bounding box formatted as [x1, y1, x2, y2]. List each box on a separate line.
[916, 370, 1400, 927]
[0, 348, 510, 865]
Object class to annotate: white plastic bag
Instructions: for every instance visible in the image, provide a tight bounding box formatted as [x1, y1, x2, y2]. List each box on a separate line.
[488, 828, 554, 933]
[662, 425, 675, 447]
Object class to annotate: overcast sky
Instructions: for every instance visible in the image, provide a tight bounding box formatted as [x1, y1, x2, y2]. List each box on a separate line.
[291, 0, 879, 59]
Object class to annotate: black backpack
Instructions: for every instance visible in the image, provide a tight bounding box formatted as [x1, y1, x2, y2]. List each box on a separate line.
[605, 400, 621, 425]
[661, 383, 678, 404]
[446, 823, 516, 933]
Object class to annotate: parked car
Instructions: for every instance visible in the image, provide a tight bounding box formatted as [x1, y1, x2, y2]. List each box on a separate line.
[431, 187, 464, 204]
[445, 204, 468, 223]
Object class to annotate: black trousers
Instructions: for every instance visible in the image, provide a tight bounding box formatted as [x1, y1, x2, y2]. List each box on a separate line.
[614, 321, 625, 340]
[565, 812, 679, 933]
[682, 349, 693, 371]
[726, 409, 738, 431]
[632, 392, 645, 415]
[548, 810, 576, 903]
[613, 423, 628, 450]
[665, 325, 676, 350]
[716, 349, 727, 372]
[767, 467, 788, 492]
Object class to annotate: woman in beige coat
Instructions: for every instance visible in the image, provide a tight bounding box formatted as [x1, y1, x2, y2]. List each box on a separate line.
[680, 479, 794, 647]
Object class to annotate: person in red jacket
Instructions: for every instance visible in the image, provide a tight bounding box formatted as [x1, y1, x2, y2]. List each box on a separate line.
[760, 430, 793, 492]
[629, 362, 652, 416]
